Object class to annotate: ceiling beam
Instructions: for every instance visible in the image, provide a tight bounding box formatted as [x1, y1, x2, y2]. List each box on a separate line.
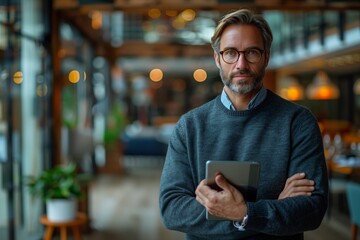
[54, 0, 360, 12]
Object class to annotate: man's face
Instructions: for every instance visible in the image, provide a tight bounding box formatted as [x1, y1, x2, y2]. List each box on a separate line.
[214, 24, 269, 95]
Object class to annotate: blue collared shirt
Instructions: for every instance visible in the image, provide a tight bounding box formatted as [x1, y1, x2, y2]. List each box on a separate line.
[221, 86, 267, 111]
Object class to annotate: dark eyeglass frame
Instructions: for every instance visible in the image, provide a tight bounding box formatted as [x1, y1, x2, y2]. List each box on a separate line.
[219, 48, 265, 64]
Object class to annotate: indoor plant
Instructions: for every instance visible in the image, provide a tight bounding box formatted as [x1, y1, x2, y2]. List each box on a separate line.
[26, 163, 83, 222]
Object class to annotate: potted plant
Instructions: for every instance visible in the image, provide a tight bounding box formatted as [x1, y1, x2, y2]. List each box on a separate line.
[26, 163, 84, 222]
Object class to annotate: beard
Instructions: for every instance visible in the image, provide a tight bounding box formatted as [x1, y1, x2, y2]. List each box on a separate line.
[219, 67, 265, 95]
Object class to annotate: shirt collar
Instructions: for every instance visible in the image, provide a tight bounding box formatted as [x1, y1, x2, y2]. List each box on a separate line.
[221, 85, 267, 111]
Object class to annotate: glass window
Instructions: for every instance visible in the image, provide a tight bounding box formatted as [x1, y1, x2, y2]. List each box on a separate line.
[346, 11, 360, 29]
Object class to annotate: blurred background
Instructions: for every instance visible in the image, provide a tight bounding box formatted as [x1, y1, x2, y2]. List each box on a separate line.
[0, 0, 360, 239]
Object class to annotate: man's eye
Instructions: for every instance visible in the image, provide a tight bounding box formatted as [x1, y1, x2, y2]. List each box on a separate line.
[247, 49, 259, 56]
[224, 50, 237, 57]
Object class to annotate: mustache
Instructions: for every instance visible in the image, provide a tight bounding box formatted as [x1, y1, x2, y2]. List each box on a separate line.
[230, 69, 253, 78]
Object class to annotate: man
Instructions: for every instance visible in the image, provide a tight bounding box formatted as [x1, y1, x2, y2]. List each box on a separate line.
[159, 9, 328, 240]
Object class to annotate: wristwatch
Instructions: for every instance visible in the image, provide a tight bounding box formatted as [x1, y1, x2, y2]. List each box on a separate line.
[233, 214, 248, 231]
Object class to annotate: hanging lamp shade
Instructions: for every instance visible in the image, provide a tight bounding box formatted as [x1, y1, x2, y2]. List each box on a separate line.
[306, 71, 339, 100]
[279, 76, 304, 101]
[353, 78, 360, 95]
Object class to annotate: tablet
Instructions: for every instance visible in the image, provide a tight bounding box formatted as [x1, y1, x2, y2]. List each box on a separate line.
[205, 160, 260, 220]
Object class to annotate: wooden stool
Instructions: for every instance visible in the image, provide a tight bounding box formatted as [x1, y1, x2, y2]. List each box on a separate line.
[40, 212, 87, 240]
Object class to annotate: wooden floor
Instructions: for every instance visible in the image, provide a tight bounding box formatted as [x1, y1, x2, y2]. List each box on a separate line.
[82, 166, 354, 240]
[84, 168, 184, 240]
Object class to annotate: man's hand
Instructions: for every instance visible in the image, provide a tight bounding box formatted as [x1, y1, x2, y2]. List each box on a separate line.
[278, 172, 315, 199]
[195, 174, 247, 221]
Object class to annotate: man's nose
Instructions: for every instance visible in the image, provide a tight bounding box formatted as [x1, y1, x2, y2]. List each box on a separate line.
[235, 53, 248, 69]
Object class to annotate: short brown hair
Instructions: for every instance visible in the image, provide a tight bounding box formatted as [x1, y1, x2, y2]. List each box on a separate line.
[211, 9, 273, 54]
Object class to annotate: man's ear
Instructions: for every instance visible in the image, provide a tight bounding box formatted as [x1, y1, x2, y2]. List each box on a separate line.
[214, 51, 220, 69]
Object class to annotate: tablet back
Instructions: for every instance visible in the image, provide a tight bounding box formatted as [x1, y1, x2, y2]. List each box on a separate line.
[205, 160, 260, 220]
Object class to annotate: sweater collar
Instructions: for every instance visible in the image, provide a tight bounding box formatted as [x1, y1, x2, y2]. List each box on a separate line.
[221, 85, 267, 111]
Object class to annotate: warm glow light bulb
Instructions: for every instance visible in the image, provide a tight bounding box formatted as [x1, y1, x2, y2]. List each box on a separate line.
[287, 87, 302, 101]
[318, 86, 332, 99]
[148, 8, 161, 19]
[68, 70, 80, 83]
[165, 10, 178, 17]
[181, 9, 196, 22]
[149, 69, 163, 82]
[193, 69, 207, 82]
[306, 71, 339, 100]
[91, 11, 102, 30]
[13, 71, 23, 84]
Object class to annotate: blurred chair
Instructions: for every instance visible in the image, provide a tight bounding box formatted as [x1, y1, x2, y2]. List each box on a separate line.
[327, 177, 349, 219]
[325, 147, 350, 218]
[120, 122, 168, 170]
[346, 182, 360, 240]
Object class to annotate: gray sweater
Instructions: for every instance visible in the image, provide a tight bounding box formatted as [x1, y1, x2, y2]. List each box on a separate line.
[159, 90, 328, 240]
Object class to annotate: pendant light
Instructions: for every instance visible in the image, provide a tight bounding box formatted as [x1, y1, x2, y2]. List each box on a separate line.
[279, 76, 304, 101]
[306, 71, 339, 100]
[353, 78, 360, 95]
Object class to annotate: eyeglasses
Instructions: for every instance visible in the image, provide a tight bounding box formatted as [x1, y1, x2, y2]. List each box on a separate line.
[219, 48, 264, 64]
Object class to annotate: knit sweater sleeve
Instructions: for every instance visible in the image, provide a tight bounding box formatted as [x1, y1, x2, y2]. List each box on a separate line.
[159, 116, 240, 238]
[246, 107, 328, 235]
